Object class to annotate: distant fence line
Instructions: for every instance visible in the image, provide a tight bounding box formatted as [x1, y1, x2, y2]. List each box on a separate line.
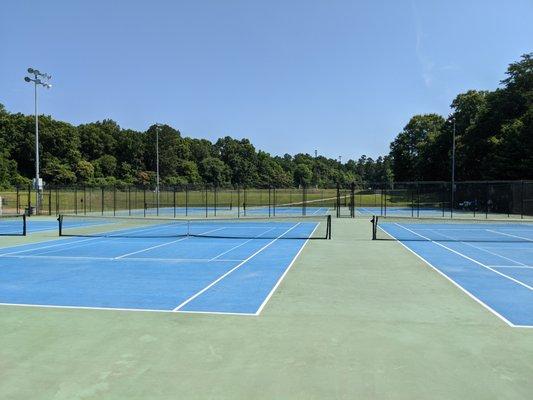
[1, 180, 532, 219]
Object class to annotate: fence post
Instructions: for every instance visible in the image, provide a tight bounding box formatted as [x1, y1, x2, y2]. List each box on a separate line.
[336, 183, 340, 218]
[101, 187, 105, 215]
[74, 186, 78, 215]
[237, 186, 241, 218]
[273, 187, 276, 217]
[350, 182, 355, 218]
[485, 182, 489, 219]
[521, 180, 524, 219]
[214, 185, 217, 217]
[173, 187, 177, 218]
[48, 188, 52, 215]
[268, 187, 271, 218]
[185, 185, 189, 217]
[205, 185, 208, 218]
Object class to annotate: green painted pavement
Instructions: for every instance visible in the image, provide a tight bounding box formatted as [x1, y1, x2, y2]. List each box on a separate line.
[0, 218, 532, 399]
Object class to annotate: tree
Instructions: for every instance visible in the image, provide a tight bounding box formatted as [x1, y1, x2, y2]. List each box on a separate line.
[93, 155, 117, 177]
[389, 114, 446, 181]
[199, 157, 231, 186]
[76, 160, 95, 183]
[293, 163, 313, 187]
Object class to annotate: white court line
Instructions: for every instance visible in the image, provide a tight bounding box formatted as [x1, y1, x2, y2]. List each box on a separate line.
[0, 301, 257, 316]
[0, 236, 101, 257]
[0, 254, 243, 263]
[394, 224, 533, 292]
[428, 229, 527, 267]
[115, 227, 227, 259]
[492, 265, 533, 269]
[255, 223, 319, 315]
[487, 229, 533, 242]
[378, 226, 521, 328]
[208, 227, 277, 261]
[172, 223, 302, 312]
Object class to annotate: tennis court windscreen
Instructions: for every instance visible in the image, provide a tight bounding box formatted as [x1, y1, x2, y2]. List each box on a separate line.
[371, 215, 533, 242]
[58, 214, 331, 240]
[0, 214, 27, 236]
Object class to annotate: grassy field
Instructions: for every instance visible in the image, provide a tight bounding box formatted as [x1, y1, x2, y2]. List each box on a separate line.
[0, 217, 532, 399]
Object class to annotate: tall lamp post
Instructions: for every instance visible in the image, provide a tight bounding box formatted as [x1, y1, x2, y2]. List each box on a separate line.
[155, 124, 162, 214]
[451, 117, 456, 217]
[24, 68, 52, 214]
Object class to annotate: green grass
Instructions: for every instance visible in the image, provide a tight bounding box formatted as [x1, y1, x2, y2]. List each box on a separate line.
[0, 218, 532, 399]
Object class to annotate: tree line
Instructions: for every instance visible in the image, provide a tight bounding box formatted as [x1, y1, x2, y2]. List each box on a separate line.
[0, 106, 392, 189]
[390, 53, 532, 182]
[1, 53, 530, 189]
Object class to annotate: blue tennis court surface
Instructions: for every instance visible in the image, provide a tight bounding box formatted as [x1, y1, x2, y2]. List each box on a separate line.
[0, 220, 317, 315]
[379, 221, 533, 327]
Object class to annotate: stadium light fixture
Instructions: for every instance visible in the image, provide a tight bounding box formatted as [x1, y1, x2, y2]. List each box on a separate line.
[24, 67, 52, 214]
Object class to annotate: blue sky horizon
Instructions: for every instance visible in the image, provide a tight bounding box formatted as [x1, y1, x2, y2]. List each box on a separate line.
[1, 1, 531, 161]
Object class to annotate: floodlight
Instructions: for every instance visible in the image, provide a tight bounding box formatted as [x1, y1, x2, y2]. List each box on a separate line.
[24, 77, 31, 82]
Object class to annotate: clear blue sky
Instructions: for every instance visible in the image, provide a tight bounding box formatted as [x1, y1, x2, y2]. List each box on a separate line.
[1, 0, 531, 160]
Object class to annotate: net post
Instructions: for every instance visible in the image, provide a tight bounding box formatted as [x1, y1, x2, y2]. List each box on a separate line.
[327, 215, 332, 239]
[22, 214, 27, 236]
[58, 214, 63, 236]
[371, 215, 378, 240]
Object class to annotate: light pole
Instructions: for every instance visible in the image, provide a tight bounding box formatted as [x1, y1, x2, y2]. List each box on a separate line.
[155, 124, 161, 214]
[24, 68, 52, 214]
[314, 149, 318, 188]
[451, 117, 456, 217]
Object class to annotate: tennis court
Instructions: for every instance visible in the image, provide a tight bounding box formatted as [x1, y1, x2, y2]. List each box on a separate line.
[0, 215, 330, 314]
[373, 216, 533, 327]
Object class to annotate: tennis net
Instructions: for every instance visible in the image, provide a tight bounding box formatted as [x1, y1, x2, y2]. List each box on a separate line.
[371, 215, 533, 242]
[0, 214, 27, 236]
[58, 214, 331, 240]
